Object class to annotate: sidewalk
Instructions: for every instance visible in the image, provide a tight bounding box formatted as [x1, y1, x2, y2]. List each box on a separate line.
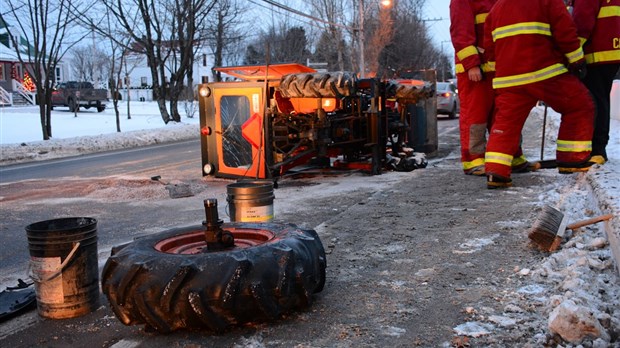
[530, 105, 620, 271]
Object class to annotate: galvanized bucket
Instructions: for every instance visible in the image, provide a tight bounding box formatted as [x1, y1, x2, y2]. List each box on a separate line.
[226, 180, 274, 222]
[25, 217, 100, 319]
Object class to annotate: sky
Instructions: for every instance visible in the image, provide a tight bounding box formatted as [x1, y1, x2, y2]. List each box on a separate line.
[422, 0, 453, 55]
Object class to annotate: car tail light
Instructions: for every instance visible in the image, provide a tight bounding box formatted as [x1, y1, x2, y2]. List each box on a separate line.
[441, 92, 451, 97]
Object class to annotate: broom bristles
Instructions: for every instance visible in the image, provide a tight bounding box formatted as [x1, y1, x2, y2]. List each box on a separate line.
[528, 205, 566, 250]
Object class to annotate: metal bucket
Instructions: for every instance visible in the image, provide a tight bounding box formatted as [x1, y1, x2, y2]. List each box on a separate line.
[25, 217, 100, 319]
[227, 180, 274, 222]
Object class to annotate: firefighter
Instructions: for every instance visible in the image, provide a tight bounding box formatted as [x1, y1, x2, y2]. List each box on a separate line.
[449, 0, 535, 176]
[572, 0, 620, 165]
[483, 0, 595, 189]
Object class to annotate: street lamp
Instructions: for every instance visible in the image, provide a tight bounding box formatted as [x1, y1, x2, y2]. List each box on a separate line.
[358, 0, 392, 78]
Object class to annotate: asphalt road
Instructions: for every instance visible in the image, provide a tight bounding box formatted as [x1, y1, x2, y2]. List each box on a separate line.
[0, 139, 201, 184]
[2, 117, 494, 347]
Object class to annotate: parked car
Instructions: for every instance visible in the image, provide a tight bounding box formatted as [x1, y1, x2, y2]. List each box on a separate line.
[436, 82, 460, 119]
[51, 81, 108, 112]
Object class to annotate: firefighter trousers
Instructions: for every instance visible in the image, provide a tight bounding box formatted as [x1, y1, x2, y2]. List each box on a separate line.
[457, 73, 527, 173]
[485, 73, 594, 178]
[583, 63, 620, 160]
[457, 73, 494, 172]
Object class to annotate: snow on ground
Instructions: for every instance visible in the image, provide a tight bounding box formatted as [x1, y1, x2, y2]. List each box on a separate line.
[1, 101, 620, 345]
[0, 101, 200, 164]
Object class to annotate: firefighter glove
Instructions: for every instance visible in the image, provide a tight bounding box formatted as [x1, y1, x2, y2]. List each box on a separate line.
[568, 61, 587, 80]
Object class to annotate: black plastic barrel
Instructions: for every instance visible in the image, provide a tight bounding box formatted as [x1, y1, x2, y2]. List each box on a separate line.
[227, 180, 274, 222]
[25, 217, 100, 319]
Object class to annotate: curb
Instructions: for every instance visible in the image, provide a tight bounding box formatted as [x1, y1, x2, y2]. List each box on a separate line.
[586, 168, 620, 277]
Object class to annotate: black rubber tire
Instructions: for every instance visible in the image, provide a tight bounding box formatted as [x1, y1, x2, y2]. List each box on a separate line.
[279, 74, 303, 98]
[279, 72, 356, 98]
[101, 222, 326, 333]
[325, 72, 355, 97]
[389, 82, 431, 102]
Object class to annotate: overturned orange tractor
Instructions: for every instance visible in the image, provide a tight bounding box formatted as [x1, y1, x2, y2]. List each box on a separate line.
[198, 63, 436, 179]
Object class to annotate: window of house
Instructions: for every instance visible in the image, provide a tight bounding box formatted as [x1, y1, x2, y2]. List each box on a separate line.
[14, 64, 22, 81]
[141, 77, 147, 87]
[0, 65, 4, 81]
[55, 67, 62, 82]
[202, 54, 207, 67]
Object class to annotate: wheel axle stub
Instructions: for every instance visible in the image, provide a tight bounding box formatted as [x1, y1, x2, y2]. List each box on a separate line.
[202, 198, 234, 250]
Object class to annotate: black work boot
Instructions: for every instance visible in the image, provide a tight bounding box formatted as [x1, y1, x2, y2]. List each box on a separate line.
[487, 174, 512, 189]
[557, 159, 594, 174]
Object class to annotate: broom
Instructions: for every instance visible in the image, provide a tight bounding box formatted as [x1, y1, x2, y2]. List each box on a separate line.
[528, 205, 614, 251]
[538, 103, 557, 169]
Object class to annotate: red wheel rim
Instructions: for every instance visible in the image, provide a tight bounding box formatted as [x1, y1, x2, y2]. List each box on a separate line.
[154, 227, 276, 254]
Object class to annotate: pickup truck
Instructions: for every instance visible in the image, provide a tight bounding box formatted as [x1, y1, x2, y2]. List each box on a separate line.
[51, 81, 108, 112]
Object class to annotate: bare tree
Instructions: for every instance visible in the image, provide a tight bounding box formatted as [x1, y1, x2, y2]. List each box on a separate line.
[1, 0, 87, 140]
[244, 25, 311, 65]
[166, 0, 216, 121]
[70, 44, 111, 83]
[370, 0, 444, 77]
[364, 2, 396, 77]
[91, 0, 216, 124]
[205, 0, 246, 82]
[100, 10, 134, 131]
[308, 0, 349, 71]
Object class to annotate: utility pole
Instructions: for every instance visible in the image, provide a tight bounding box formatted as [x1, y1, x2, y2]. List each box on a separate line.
[359, 0, 365, 78]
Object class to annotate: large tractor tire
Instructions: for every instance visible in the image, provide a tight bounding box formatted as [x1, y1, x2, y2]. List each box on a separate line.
[279, 72, 356, 98]
[101, 222, 326, 333]
[386, 80, 434, 104]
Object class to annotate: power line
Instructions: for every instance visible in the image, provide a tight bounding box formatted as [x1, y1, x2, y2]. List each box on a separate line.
[249, 0, 355, 31]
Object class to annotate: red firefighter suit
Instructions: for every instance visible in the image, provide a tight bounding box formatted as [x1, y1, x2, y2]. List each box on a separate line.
[483, 0, 595, 180]
[572, 0, 620, 163]
[450, 0, 530, 174]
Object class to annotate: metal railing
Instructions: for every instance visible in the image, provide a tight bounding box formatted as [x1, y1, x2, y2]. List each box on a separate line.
[0, 85, 12, 106]
[12, 79, 36, 105]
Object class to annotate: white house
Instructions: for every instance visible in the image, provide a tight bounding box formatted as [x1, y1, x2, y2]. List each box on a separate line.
[1, 19, 70, 106]
[118, 46, 215, 102]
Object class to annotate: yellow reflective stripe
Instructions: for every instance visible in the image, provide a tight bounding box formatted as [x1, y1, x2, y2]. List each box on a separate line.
[599, 6, 620, 18]
[482, 61, 495, 72]
[565, 47, 584, 64]
[475, 13, 488, 25]
[557, 140, 592, 152]
[463, 158, 485, 170]
[493, 63, 567, 89]
[492, 22, 551, 41]
[585, 49, 620, 64]
[457, 45, 479, 61]
[485, 152, 513, 166]
[456, 62, 494, 74]
[579, 37, 588, 46]
[511, 155, 528, 167]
